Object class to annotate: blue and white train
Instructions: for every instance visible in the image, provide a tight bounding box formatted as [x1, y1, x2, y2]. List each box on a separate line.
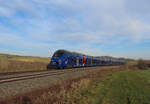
[47, 49, 125, 69]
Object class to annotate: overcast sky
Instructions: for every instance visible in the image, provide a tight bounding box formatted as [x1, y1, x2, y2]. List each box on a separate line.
[0, 0, 150, 59]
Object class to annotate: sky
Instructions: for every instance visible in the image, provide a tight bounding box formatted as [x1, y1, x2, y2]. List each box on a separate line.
[0, 0, 150, 59]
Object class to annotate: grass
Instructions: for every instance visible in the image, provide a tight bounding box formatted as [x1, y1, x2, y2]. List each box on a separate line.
[0, 68, 118, 104]
[0, 53, 50, 62]
[0, 53, 50, 72]
[99, 71, 150, 104]
[1, 66, 150, 104]
[78, 70, 150, 104]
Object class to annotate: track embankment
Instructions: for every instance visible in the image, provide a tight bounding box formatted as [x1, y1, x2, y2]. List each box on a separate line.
[0, 66, 122, 100]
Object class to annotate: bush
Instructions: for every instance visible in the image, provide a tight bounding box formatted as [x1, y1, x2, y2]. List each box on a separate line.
[137, 59, 148, 70]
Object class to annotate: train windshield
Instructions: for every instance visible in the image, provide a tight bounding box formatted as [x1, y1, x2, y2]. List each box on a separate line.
[53, 51, 64, 58]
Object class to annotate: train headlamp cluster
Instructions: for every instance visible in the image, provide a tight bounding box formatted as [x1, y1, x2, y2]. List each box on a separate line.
[52, 62, 57, 65]
[58, 59, 62, 63]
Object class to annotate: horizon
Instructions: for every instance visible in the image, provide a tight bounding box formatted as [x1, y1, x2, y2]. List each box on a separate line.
[0, 50, 142, 60]
[0, 0, 150, 59]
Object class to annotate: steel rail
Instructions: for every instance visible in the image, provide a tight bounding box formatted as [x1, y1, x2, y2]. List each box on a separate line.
[0, 70, 61, 80]
[0, 65, 120, 84]
[0, 68, 84, 84]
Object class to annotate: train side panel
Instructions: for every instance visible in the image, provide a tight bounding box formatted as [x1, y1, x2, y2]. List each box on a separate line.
[47, 50, 126, 70]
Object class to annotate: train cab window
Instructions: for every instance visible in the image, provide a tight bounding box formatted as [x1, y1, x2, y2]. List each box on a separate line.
[54, 51, 64, 58]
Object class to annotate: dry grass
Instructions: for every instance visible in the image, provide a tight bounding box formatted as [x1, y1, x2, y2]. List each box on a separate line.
[0, 59, 49, 72]
[9, 57, 49, 63]
[0, 68, 117, 104]
[0, 59, 149, 104]
[2, 67, 150, 104]
[0, 58, 9, 71]
[120, 59, 150, 71]
[0, 54, 50, 72]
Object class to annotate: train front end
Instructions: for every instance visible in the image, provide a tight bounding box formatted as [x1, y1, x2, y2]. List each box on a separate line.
[47, 50, 67, 69]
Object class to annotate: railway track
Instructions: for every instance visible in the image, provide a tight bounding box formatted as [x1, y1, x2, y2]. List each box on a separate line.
[0, 66, 122, 100]
[0, 68, 87, 84]
[0, 70, 46, 76]
[0, 66, 121, 85]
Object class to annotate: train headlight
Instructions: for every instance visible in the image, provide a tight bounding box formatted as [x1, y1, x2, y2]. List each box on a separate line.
[58, 59, 62, 63]
[53, 62, 57, 65]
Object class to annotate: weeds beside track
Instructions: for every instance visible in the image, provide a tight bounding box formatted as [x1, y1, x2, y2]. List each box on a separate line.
[0, 66, 123, 104]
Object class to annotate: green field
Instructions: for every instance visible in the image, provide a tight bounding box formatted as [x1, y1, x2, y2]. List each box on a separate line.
[78, 69, 150, 104]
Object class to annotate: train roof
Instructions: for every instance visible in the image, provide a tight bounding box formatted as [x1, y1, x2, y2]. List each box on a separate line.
[54, 49, 70, 54]
[54, 49, 125, 62]
[55, 49, 86, 56]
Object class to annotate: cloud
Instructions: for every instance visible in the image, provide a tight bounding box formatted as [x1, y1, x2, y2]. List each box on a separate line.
[0, 6, 14, 17]
[0, 0, 150, 58]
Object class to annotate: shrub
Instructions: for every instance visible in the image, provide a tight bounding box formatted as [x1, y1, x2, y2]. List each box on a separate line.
[137, 59, 148, 70]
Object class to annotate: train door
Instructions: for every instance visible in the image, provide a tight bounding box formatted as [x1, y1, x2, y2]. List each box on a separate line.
[91, 58, 92, 66]
[72, 57, 76, 67]
[76, 57, 79, 67]
[84, 56, 86, 66]
[79, 57, 82, 67]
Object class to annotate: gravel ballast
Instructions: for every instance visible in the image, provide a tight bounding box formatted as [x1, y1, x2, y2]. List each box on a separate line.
[0, 66, 121, 100]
